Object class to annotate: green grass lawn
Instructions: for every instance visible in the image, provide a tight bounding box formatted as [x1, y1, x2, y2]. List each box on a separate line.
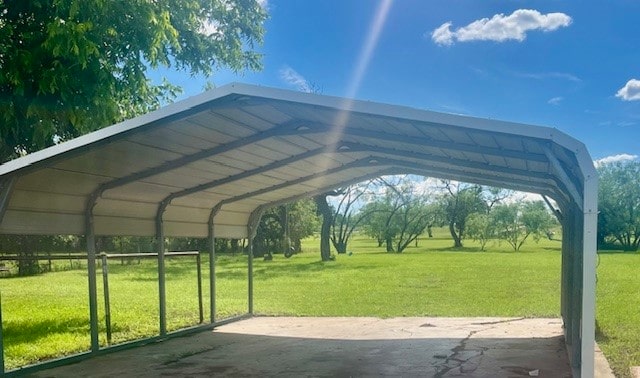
[255, 234, 561, 317]
[0, 229, 638, 376]
[596, 251, 640, 377]
[0, 254, 248, 369]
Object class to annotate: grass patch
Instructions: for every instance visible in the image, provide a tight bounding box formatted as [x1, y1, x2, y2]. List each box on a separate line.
[596, 251, 640, 377]
[0, 254, 248, 369]
[254, 238, 561, 318]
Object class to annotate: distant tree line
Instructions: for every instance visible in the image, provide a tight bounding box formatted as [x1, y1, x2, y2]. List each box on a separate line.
[316, 176, 557, 257]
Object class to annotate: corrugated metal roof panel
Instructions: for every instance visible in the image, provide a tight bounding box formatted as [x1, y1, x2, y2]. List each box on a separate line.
[0, 83, 595, 239]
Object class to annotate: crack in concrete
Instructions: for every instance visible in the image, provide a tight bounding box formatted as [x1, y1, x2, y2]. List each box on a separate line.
[432, 329, 487, 378]
[471, 317, 526, 326]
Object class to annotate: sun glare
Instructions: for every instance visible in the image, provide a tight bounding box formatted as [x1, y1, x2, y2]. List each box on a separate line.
[319, 0, 394, 178]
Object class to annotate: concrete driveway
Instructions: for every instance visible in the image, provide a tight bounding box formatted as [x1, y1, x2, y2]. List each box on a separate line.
[30, 317, 583, 377]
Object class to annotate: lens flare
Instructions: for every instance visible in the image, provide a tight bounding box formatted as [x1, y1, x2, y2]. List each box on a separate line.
[319, 0, 393, 178]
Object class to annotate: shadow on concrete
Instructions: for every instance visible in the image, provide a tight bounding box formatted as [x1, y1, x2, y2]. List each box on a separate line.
[30, 317, 573, 378]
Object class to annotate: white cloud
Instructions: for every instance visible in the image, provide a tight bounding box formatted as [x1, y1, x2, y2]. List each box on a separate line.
[548, 96, 563, 105]
[431, 22, 455, 46]
[413, 177, 443, 196]
[199, 21, 220, 36]
[199, 1, 268, 36]
[516, 71, 581, 82]
[279, 65, 312, 93]
[431, 9, 572, 46]
[502, 191, 543, 204]
[616, 79, 640, 101]
[595, 154, 638, 167]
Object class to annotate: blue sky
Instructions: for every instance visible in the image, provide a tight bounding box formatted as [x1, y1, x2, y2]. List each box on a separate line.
[154, 0, 640, 164]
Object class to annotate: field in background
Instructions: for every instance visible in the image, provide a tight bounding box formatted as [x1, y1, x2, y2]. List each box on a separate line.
[0, 229, 638, 376]
[256, 231, 562, 317]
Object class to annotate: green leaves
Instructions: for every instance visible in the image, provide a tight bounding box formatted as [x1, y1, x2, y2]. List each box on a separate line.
[490, 201, 555, 251]
[597, 160, 640, 250]
[0, 0, 266, 162]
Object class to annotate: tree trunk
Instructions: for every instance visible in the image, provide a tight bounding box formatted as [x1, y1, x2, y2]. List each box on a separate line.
[17, 236, 39, 276]
[315, 195, 333, 261]
[230, 239, 239, 253]
[335, 242, 347, 254]
[385, 236, 394, 252]
[293, 238, 302, 253]
[449, 222, 463, 248]
[319, 216, 332, 260]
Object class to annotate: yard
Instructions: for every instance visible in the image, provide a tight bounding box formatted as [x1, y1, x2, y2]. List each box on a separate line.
[0, 230, 638, 376]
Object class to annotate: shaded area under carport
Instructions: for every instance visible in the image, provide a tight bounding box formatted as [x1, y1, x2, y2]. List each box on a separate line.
[29, 317, 591, 377]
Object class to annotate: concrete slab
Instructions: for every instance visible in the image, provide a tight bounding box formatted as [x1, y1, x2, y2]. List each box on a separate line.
[594, 343, 616, 377]
[29, 317, 579, 377]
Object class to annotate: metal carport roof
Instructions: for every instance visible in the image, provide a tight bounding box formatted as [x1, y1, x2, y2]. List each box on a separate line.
[0, 83, 597, 377]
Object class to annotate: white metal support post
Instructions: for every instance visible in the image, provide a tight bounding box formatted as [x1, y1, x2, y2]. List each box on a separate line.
[208, 205, 221, 323]
[156, 209, 167, 336]
[247, 233, 254, 315]
[85, 202, 100, 352]
[581, 174, 598, 378]
[246, 207, 264, 315]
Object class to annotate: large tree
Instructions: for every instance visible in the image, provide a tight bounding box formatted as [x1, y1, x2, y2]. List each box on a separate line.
[491, 200, 556, 251]
[253, 199, 319, 259]
[360, 176, 436, 253]
[0, 0, 266, 162]
[598, 160, 640, 251]
[436, 181, 487, 248]
[285, 199, 320, 253]
[0, 0, 266, 275]
[330, 181, 377, 254]
[456, 187, 512, 251]
[315, 190, 341, 261]
[465, 212, 493, 251]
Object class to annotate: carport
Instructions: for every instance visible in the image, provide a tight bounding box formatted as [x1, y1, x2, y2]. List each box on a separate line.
[0, 83, 597, 376]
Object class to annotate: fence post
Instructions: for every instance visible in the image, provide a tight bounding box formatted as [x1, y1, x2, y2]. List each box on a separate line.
[196, 253, 203, 323]
[101, 253, 112, 345]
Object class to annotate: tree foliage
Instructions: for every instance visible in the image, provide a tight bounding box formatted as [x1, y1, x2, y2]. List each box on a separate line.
[360, 176, 436, 253]
[491, 200, 556, 251]
[254, 199, 319, 258]
[436, 181, 487, 248]
[286, 199, 320, 252]
[0, 0, 266, 162]
[330, 181, 376, 254]
[597, 160, 640, 251]
[254, 211, 283, 258]
[0, 0, 266, 275]
[465, 213, 493, 251]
